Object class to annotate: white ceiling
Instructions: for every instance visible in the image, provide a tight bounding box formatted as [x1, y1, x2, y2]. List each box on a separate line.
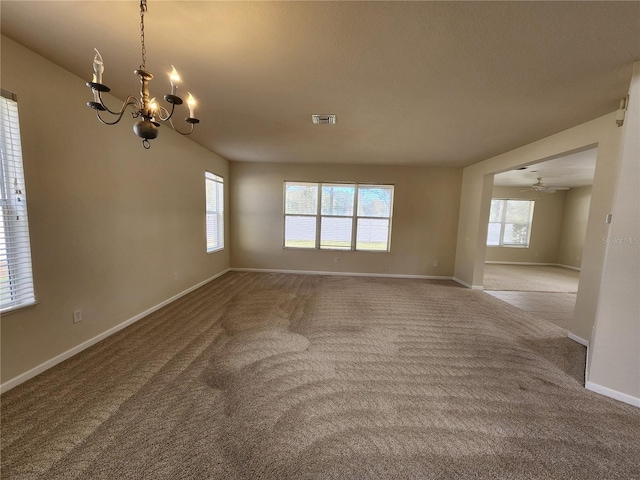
[2, 1, 639, 167]
[493, 148, 597, 188]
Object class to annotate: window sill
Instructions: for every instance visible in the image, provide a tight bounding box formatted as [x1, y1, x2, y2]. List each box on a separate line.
[1, 300, 39, 316]
[283, 246, 390, 253]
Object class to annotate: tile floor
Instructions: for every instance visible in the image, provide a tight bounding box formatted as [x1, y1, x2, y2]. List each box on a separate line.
[485, 290, 577, 330]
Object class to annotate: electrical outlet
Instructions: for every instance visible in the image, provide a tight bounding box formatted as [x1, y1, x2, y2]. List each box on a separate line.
[433, 260, 438, 267]
[73, 309, 82, 324]
[334, 257, 339, 263]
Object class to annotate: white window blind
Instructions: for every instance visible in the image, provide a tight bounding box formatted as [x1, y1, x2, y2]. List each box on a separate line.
[0, 91, 36, 312]
[284, 182, 318, 249]
[284, 181, 394, 251]
[321, 184, 355, 250]
[356, 185, 394, 251]
[205, 172, 224, 253]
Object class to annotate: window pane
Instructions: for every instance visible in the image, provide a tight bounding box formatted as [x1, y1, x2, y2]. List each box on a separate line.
[356, 218, 389, 251]
[0, 205, 9, 302]
[206, 180, 219, 212]
[320, 217, 352, 249]
[206, 213, 223, 251]
[285, 216, 316, 248]
[503, 223, 529, 245]
[489, 199, 504, 223]
[321, 184, 355, 216]
[357, 186, 393, 217]
[285, 183, 318, 215]
[486, 222, 501, 245]
[505, 200, 532, 223]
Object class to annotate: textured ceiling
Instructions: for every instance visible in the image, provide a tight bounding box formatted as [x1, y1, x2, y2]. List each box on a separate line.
[2, 1, 639, 167]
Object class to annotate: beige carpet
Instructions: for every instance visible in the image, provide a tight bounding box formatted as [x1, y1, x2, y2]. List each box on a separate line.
[2, 272, 639, 479]
[483, 264, 580, 292]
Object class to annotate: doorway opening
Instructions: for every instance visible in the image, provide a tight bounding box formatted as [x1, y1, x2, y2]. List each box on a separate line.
[482, 147, 597, 331]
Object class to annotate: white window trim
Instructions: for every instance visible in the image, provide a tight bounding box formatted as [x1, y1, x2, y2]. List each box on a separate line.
[205, 171, 224, 253]
[283, 181, 394, 252]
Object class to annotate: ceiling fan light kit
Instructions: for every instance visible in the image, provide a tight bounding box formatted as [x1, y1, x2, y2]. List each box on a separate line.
[522, 177, 570, 194]
[85, 0, 200, 149]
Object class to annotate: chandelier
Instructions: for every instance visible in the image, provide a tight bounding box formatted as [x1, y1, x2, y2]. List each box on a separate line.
[86, 0, 200, 149]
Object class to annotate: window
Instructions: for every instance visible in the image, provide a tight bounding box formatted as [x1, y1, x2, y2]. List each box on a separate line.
[1, 90, 36, 312]
[205, 172, 224, 252]
[487, 199, 535, 247]
[284, 182, 394, 251]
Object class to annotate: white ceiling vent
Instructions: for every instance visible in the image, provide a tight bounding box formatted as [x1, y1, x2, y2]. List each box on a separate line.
[311, 114, 336, 125]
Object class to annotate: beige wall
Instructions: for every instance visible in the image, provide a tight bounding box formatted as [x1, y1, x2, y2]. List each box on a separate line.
[588, 62, 639, 403]
[1, 37, 230, 385]
[557, 186, 592, 269]
[230, 162, 462, 276]
[454, 113, 622, 344]
[485, 186, 567, 264]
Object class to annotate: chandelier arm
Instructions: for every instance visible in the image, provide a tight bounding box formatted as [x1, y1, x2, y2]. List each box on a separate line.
[95, 109, 127, 126]
[156, 104, 174, 122]
[97, 92, 141, 117]
[168, 116, 195, 136]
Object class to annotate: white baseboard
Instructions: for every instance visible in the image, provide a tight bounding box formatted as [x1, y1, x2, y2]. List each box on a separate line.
[230, 267, 452, 281]
[0, 269, 231, 394]
[556, 264, 581, 272]
[452, 277, 484, 290]
[567, 333, 589, 347]
[586, 381, 640, 408]
[485, 261, 581, 272]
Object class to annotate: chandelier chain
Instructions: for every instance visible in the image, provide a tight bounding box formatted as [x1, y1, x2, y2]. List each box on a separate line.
[139, 0, 147, 69]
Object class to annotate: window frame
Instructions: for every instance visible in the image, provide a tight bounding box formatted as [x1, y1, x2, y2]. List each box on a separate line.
[205, 171, 224, 253]
[1, 90, 36, 313]
[487, 198, 535, 248]
[283, 181, 394, 252]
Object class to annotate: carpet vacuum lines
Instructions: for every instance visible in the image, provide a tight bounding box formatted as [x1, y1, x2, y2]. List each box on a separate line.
[2, 272, 639, 480]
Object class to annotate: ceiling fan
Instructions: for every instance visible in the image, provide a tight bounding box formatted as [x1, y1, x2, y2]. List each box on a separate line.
[522, 177, 570, 193]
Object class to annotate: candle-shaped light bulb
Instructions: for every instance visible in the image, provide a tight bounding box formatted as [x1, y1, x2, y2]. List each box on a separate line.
[169, 66, 181, 95]
[187, 92, 196, 118]
[149, 97, 159, 117]
[92, 48, 104, 85]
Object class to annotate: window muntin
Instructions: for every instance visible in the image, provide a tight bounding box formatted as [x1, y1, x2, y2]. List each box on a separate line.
[0, 91, 36, 312]
[284, 181, 394, 251]
[487, 199, 534, 247]
[205, 172, 224, 253]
